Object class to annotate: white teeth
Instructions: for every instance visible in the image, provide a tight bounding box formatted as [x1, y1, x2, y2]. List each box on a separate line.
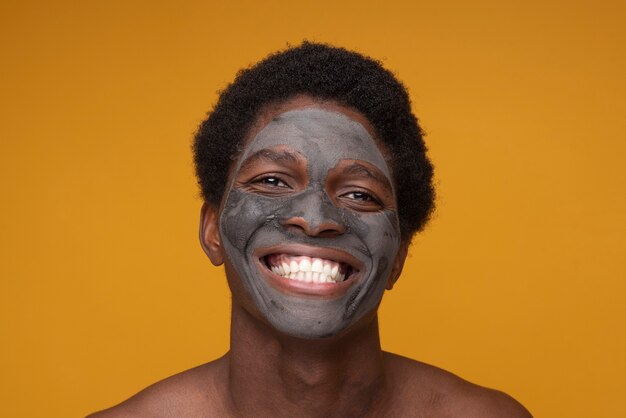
[323, 263, 331, 276]
[267, 255, 351, 284]
[300, 258, 311, 272]
[311, 259, 323, 273]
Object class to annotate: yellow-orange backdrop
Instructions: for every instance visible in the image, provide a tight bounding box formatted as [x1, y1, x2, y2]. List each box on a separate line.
[1, 0, 625, 416]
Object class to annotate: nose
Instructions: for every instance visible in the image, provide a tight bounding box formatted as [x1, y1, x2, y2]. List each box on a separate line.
[281, 190, 346, 237]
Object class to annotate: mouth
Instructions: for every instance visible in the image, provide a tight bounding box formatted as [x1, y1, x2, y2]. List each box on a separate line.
[253, 244, 363, 296]
[263, 254, 356, 284]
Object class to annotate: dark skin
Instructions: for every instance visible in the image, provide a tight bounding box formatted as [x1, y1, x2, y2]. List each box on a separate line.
[90, 97, 532, 417]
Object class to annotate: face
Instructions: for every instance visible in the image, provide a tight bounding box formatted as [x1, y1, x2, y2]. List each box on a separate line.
[208, 101, 404, 339]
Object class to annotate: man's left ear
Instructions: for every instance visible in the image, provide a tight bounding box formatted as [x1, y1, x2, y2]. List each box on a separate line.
[386, 241, 409, 290]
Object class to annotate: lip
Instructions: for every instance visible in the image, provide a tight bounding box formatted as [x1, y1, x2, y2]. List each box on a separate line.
[252, 244, 364, 297]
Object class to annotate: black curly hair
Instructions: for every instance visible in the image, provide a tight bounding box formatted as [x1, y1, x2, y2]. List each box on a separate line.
[193, 42, 434, 242]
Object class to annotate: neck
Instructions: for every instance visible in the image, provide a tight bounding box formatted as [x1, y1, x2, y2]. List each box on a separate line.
[225, 303, 389, 417]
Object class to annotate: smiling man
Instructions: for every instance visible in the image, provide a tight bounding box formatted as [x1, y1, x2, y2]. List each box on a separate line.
[91, 43, 531, 417]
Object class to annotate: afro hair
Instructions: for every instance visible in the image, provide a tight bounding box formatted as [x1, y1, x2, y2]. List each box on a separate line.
[193, 42, 434, 242]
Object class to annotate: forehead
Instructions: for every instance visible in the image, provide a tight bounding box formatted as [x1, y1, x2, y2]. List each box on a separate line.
[236, 107, 391, 179]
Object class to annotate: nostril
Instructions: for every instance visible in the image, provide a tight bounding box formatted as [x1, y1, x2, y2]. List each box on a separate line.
[281, 216, 345, 237]
[314, 224, 346, 238]
[314, 221, 346, 237]
[282, 217, 309, 233]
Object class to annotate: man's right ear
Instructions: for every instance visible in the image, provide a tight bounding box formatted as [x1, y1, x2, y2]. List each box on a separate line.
[199, 202, 224, 266]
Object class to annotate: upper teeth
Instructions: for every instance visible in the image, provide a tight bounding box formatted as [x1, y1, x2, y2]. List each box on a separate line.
[266, 255, 347, 284]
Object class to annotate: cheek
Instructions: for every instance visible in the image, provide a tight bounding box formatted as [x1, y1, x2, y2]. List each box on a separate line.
[345, 210, 401, 263]
[220, 190, 285, 251]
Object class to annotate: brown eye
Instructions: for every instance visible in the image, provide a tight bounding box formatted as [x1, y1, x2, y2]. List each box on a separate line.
[244, 175, 295, 197]
[341, 191, 377, 202]
[255, 176, 290, 188]
[338, 190, 384, 212]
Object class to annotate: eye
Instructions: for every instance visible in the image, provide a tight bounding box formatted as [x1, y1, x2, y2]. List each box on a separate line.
[338, 189, 384, 211]
[342, 191, 377, 202]
[241, 174, 295, 196]
[254, 176, 290, 188]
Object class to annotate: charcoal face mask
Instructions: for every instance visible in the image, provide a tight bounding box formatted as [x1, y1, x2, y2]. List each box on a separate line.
[219, 108, 401, 339]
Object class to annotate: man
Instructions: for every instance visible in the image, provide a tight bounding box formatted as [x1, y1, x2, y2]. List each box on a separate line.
[92, 42, 531, 417]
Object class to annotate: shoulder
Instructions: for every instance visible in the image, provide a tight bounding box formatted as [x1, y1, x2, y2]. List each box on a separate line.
[88, 357, 229, 418]
[444, 380, 532, 418]
[384, 352, 532, 418]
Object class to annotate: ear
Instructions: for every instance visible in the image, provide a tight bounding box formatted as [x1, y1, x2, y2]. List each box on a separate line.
[199, 202, 224, 266]
[386, 241, 409, 290]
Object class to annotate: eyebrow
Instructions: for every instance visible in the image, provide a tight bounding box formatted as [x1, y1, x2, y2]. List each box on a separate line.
[342, 163, 392, 190]
[239, 149, 303, 172]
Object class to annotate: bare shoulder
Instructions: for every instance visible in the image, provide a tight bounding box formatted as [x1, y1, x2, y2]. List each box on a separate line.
[384, 352, 532, 418]
[88, 356, 229, 418]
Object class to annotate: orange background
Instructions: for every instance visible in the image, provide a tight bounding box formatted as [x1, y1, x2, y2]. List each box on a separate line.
[1, 1, 625, 416]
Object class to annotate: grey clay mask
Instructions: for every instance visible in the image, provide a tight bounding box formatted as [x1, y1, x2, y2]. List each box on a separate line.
[219, 108, 401, 339]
